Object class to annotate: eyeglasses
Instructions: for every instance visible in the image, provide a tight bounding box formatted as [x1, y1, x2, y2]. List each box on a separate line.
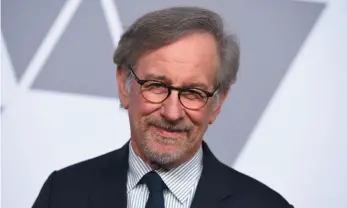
[128, 65, 219, 110]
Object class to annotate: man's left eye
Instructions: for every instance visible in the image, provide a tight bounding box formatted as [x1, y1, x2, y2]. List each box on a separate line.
[183, 90, 205, 99]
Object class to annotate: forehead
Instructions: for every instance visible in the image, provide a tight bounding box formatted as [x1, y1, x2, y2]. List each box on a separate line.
[135, 32, 220, 88]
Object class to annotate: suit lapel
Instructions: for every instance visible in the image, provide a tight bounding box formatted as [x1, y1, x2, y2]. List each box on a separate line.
[191, 142, 235, 208]
[89, 142, 129, 208]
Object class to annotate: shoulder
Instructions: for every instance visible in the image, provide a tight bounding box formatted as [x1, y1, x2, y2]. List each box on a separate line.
[55, 149, 118, 176]
[202, 142, 292, 207]
[217, 162, 293, 207]
[32, 146, 128, 207]
[49, 144, 127, 189]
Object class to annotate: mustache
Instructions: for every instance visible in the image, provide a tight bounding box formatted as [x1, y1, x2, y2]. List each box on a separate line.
[145, 117, 192, 132]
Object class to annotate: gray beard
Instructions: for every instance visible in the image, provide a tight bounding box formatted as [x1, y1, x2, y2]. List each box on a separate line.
[139, 116, 194, 169]
[141, 136, 186, 170]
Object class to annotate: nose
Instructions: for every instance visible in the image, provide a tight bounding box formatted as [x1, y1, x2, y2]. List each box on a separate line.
[160, 91, 185, 122]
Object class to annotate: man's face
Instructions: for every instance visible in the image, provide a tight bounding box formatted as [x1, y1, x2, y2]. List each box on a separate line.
[117, 32, 226, 168]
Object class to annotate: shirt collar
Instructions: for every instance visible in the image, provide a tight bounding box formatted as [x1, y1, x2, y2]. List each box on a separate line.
[127, 143, 203, 204]
[127, 144, 152, 193]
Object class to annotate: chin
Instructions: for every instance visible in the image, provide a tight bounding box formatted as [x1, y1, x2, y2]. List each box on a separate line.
[147, 147, 185, 168]
[151, 138, 180, 152]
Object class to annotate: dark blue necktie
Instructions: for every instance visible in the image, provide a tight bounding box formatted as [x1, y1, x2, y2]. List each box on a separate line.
[141, 171, 166, 208]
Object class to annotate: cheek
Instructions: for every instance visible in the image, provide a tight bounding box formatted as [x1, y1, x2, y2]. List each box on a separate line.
[129, 91, 160, 118]
[187, 109, 211, 131]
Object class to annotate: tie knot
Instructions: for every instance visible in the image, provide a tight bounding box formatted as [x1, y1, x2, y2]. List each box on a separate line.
[141, 171, 166, 192]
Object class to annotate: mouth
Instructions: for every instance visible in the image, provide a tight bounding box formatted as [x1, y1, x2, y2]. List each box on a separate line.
[154, 126, 186, 138]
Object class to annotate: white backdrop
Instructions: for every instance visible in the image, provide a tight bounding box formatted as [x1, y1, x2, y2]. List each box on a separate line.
[1, 0, 347, 208]
[234, 1, 347, 207]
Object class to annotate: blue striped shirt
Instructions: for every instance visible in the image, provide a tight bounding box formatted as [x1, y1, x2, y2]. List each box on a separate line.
[127, 143, 203, 208]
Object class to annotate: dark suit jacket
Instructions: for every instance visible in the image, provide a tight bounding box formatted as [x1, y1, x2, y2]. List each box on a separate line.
[33, 141, 294, 208]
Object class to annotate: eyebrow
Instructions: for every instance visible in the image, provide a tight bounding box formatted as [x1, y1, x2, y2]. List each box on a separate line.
[143, 73, 172, 84]
[182, 81, 209, 90]
[143, 73, 209, 90]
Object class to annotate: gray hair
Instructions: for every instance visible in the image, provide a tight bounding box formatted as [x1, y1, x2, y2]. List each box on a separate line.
[113, 6, 240, 94]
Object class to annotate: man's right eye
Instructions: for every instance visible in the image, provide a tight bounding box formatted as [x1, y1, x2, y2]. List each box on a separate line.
[144, 82, 166, 88]
[148, 83, 165, 87]
[143, 82, 167, 93]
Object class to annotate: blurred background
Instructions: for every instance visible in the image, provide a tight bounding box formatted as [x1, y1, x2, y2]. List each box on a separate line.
[1, 0, 346, 207]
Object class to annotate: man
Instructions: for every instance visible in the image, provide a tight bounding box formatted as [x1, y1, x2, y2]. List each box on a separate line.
[33, 6, 293, 208]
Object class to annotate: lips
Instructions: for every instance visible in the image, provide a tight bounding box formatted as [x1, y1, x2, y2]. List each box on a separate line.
[154, 126, 185, 138]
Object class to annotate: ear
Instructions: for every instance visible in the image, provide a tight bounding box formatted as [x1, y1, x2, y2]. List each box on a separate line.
[116, 66, 130, 109]
[208, 90, 228, 124]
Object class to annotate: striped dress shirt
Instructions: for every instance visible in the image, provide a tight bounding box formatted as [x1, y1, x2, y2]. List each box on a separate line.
[127, 143, 203, 208]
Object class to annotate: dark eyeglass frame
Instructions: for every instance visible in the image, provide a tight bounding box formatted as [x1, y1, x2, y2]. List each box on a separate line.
[128, 65, 219, 110]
